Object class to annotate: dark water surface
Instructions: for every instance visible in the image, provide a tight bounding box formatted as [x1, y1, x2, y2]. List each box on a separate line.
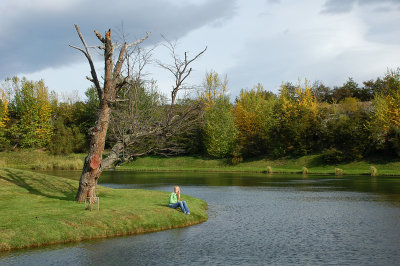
[1, 171, 400, 265]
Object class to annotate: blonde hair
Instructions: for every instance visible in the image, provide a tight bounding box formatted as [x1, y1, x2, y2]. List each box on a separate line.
[174, 186, 180, 193]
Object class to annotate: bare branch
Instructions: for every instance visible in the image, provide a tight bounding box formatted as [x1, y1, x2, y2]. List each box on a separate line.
[187, 46, 207, 65]
[127, 32, 151, 48]
[94, 30, 105, 43]
[71, 24, 102, 99]
[158, 41, 207, 117]
[112, 43, 127, 88]
[69, 45, 87, 55]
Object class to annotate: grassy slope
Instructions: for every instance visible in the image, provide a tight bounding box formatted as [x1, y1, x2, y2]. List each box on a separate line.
[119, 155, 400, 176]
[0, 168, 208, 251]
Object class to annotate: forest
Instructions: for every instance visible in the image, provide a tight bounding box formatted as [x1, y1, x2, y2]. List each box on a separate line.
[0, 68, 399, 166]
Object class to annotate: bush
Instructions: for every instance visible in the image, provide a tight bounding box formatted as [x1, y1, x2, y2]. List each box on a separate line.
[321, 148, 345, 164]
[48, 119, 86, 155]
[265, 166, 273, 174]
[0, 129, 10, 151]
[231, 154, 243, 165]
[335, 168, 343, 176]
[302, 166, 308, 175]
[370, 166, 378, 177]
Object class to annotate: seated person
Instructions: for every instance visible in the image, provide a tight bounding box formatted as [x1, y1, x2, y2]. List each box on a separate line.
[168, 186, 190, 215]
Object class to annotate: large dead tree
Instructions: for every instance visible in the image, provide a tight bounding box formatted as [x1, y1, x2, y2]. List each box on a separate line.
[102, 41, 207, 169]
[70, 24, 149, 202]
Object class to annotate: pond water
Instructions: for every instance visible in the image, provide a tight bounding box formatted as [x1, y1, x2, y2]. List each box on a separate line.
[1, 171, 400, 265]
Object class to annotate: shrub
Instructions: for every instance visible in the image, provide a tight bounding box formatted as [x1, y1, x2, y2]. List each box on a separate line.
[302, 166, 308, 175]
[231, 155, 243, 165]
[48, 119, 86, 155]
[0, 129, 10, 151]
[335, 168, 343, 176]
[370, 166, 378, 177]
[265, 166, 273, 174]
[321, 148, 345, 164]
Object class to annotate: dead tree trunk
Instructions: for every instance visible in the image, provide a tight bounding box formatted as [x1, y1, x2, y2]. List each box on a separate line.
[70, 24, 149, 202]
[75, 101, 111, 202]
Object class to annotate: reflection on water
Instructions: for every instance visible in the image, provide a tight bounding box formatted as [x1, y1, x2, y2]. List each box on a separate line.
[1, 171, 400, 265]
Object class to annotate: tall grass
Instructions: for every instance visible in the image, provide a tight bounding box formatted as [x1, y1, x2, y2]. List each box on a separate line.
[0, 150, 85, 170]
[32, 159, 83, 170]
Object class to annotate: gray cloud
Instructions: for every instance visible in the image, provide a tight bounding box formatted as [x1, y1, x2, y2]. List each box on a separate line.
[322, 0, 400, 13]
[322, 0, 356, 13]
[0, 0, 237, 79]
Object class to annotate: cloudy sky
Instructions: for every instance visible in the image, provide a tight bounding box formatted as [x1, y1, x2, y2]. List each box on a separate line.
[1, 0, 400, 99]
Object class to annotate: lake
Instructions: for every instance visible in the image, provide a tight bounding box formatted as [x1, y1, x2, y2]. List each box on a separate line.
[1, 171, 400, 265]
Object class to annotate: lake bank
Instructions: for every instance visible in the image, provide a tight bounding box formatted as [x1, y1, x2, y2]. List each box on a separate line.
[119, 155, 400, 176]
[0, 150, 400, 176]
[0, 168, 208, 252]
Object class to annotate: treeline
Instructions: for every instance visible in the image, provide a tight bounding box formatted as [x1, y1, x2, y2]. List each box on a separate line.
[0, 69, 399, 164]
[200, 69, 400, 163]
[0, 77, 98, 154]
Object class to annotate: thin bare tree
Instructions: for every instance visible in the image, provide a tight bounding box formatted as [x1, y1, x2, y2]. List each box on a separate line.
[70, 24, 149, 202]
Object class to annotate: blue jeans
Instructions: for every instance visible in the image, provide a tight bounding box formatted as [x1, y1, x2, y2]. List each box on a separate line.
[169, 201, 190, 214]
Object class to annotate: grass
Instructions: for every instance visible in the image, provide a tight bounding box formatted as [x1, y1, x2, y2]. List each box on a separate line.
[119, 154, 400, 176]
[0, 149, 399, 176]
[0, 167, 208, 251]
[0, 150, 85, 170]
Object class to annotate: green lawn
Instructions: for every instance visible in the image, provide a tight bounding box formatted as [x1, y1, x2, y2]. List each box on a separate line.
[119, 154, 400, 176]
[0, 168, 208, 251]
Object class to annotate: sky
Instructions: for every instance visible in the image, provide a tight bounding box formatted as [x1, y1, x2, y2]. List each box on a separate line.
[1, 0, 400, 100]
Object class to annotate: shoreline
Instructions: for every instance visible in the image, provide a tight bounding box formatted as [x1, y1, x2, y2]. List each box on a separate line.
[1, 218, 208, 252]
[1, 151, 400, 176]
[116, 154, 400, 177]
[115, 166, 400, 177]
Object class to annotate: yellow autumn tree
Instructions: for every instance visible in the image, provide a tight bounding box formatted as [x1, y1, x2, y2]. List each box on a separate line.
[369, 69, 400, 155]
[11, 78, 54, 148]
[233, 83, 278, 157]
[200, 71, 227, 108]
[35, 80, 54, 147]
[373, 94, 400, 131]
[0, 86, 10, 149]
[278, 81, 320, 155]
[0, 87, 9, 128]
